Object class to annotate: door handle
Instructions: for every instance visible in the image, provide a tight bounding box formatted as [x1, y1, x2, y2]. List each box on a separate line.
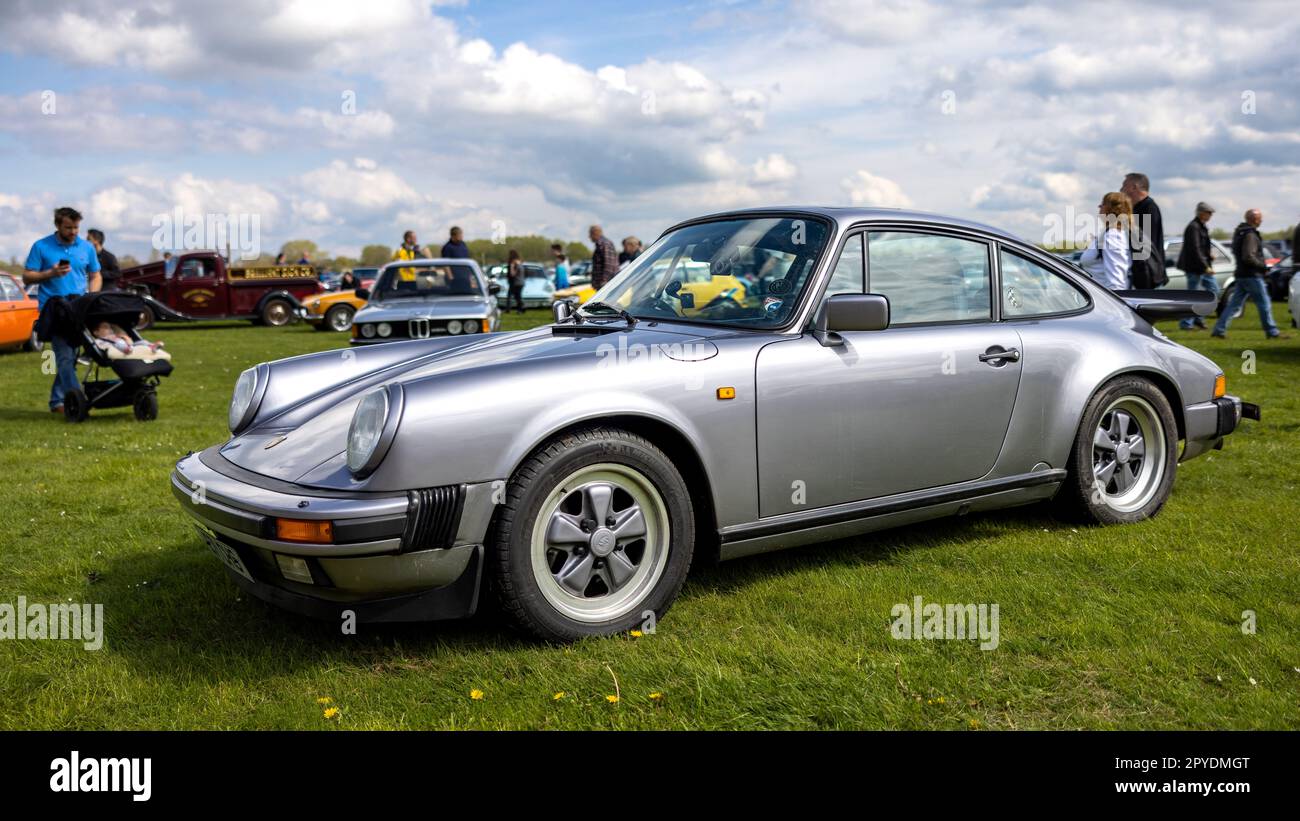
[979, 347, 1020, 364]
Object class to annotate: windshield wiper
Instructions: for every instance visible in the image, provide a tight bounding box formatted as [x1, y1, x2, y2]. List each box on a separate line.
[580, 301, 638, 326]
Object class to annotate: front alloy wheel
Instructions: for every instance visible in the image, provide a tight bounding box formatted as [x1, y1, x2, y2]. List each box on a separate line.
[531, 464, 670, 623]
[490, 427, 694, 641]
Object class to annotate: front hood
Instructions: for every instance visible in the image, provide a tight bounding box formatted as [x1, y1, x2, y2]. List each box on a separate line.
[355, 296, 491, 322]
[221, 323, 724, 484]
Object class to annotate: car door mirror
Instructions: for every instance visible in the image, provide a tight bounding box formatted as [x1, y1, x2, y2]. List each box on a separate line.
[553, 299, 574, 323]
[487, 281, 502, 295]
[354, 287, 370, 300]
[813, 293, 890, 346]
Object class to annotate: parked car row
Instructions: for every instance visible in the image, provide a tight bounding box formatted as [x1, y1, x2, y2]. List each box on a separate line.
[0, 272, 40, 351]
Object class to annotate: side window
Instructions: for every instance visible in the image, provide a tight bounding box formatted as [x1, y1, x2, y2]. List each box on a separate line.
[999, 251, 1089, 317]
[1165, 242, 1182, 262]
[1210, 244, 1229, 264]
[867, 231, 991, 324]
[0, 276, 20, 301]
[824, 234, 864, 299]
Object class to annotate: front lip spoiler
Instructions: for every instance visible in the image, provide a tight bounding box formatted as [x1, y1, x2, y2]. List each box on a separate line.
[219, 545, 483, 624]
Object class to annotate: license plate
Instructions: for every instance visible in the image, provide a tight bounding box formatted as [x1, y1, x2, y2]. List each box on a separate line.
[195, 525, 254, 582]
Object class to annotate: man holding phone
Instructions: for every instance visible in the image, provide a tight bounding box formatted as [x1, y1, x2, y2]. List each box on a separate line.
[23, 206, 102, 414]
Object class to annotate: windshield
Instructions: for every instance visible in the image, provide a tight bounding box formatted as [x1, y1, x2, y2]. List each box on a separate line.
[585, 216, 830, 328]
[375, 263, 483, 299]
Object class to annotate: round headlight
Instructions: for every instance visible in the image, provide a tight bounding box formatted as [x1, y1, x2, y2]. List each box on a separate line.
[228, 366, 261, 433]
[461, 320, 477, 334]
[447, 319, 463, 335]
[377, 322, 392, 338]
[360, 323, 376, 338]
[346, 385, 400, 477]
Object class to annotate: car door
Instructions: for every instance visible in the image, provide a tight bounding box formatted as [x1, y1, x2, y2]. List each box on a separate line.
[755, 228, 1023, 518]
[173, 255, 230, 317]
[0, 275, 20, 345]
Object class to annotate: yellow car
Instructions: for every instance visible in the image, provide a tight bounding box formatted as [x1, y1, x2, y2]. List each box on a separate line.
[305, 274, 375, 332]
[553, 261, 747, 318]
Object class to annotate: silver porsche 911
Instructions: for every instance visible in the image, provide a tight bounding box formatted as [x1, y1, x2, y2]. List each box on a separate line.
[349, 258, 501, 344]
[173, 207, 1259, 641]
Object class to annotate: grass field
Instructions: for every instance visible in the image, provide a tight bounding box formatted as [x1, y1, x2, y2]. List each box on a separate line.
[0, 309, 1297, 730]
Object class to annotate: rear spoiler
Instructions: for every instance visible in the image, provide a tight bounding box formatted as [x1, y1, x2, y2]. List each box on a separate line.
[1115, 289, 1217, 322]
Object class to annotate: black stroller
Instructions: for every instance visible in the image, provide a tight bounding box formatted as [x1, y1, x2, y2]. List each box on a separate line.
[58, 292, 174, 422]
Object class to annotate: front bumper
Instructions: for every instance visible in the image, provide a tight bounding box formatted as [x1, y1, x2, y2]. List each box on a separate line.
[1180, 394, 1260, 462]
[171, 448, 499, 623]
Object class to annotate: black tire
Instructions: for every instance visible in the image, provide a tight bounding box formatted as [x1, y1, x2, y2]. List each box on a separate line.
[132, 390, 158, 421]
[323, 304, 355, 332]
[64, 388, 89, 423]
[1053, 376, 1178, 525]
[24, 327, 42, 352]
[136, 305, 155, 332]
[260, 297, 293, 327]
[489, 426, 695, 641]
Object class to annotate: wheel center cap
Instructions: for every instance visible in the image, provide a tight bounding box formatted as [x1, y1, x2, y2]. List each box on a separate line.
[1116, 443, 1131, 463]
[590, 528, 616, 557]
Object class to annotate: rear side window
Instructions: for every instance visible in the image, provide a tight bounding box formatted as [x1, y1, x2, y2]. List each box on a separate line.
[0, 276, 21, 301]
[999, 251, 1089, 317]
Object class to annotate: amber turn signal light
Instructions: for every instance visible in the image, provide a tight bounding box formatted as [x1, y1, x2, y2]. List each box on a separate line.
[275, 518, 334, 543]
[1214, 373, 1226, 399]
[716, 387, 736, 400]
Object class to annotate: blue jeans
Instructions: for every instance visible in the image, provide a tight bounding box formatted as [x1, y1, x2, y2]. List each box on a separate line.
[1179, 273, 1220, 329]
[1212, 277, 1279, 337]
[50, 336, 80, 410]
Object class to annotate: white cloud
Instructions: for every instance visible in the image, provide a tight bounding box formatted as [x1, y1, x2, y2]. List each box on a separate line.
[841, 170, 913, 208]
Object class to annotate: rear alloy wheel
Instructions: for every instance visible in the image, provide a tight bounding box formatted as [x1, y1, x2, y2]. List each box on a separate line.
[1217, 285, 1245, 319]
[490, 427, 694, 641]
[24, 327, 42, 352]
[1055, 376, 1177, 524]
[136, 305, 155, 331]
[261, 298, 293, 327]
[324, 304, 355, 332]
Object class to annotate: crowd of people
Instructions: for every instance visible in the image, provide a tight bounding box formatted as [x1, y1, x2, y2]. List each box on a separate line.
[1076, 171, 1292, 339]
[20, 189, 1295, 416]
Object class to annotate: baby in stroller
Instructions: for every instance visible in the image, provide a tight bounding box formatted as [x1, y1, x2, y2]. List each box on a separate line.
[46, 291, 175, 422]
[92, 320, 170, 360]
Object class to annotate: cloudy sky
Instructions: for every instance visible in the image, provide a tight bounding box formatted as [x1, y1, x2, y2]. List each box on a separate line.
[1, 0, 1297, 261]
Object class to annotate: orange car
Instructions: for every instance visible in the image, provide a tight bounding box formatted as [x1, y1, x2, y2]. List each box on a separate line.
[0, 273, 39, 351]
[303, 277, 375, 332]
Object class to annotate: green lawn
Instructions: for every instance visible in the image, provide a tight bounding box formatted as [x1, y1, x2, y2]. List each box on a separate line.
[0, 310, 1296, 730]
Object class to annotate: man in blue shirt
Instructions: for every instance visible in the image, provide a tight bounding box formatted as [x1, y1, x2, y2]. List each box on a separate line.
[24, 207, 102, 414]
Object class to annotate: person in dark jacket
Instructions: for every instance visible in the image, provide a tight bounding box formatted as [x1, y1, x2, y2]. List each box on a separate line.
[441, 226, 470, 259]
[1212, 209, 1288, 339]
[1121, 173, 1166, 289]
[588, 225, 619, 290]
[1175, 202, 1217, 330]
[505, 249, 525, 314]
[86, 229, 120, 291]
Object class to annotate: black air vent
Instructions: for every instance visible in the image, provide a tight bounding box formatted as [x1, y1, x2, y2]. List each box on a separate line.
[403, 485, 465, 551]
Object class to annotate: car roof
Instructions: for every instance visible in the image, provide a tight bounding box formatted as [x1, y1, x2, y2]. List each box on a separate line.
[380, 257, 482, 270]
[666, 206, 1024, 244]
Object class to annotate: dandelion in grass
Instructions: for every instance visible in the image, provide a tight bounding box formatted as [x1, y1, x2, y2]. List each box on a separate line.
[968, 719, 980, 729]
[323, 707, 340, 720]
[317, 696, 333, 705]
[553, 692, 565, 701]
[649, 692, 663, 702]
[630, 630, 643, 638]
[605, 694, 620, 704]
[470, 689, 485, 700]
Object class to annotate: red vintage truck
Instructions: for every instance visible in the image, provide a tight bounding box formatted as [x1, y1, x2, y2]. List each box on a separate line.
[117, 251, 324, 329]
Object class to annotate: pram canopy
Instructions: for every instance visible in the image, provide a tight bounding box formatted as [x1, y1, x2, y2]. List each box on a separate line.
[72, 291, 149, 334]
